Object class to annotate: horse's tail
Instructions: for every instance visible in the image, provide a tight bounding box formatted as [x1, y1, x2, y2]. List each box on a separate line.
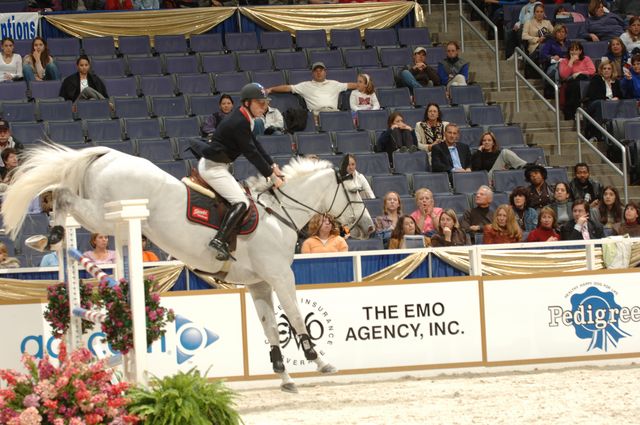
[2, 143, 111, 240]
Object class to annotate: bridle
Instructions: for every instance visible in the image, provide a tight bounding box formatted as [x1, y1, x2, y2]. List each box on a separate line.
[256, 170, 368, 235]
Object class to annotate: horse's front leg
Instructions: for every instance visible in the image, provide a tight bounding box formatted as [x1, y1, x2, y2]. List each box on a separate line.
[247, 281, 298, 393]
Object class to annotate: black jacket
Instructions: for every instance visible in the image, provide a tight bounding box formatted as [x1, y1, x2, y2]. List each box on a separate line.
[584, 75, 623, 104]
[431, 142, 472, 173]
[560, 218, 605, 240]
[59, 72, 108, 102]
[199, 107, 274, 178]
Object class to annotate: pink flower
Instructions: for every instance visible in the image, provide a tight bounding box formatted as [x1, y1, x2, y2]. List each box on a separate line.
[18, 406, 42, 425]
[22, 394, 39, 408]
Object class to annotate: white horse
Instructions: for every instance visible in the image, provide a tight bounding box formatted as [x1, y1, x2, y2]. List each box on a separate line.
[2, 143, 374, 392]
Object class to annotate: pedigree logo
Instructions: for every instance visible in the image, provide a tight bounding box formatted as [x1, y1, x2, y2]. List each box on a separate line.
[191, 206, 209, 221]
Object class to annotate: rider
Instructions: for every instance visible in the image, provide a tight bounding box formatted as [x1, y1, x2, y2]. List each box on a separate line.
[197, 83, 284, 261]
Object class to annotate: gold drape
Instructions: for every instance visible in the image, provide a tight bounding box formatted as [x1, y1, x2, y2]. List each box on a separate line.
[363, 251, 428, 281]
[239, 2, 419, 38]
[0, 264, 185, 303]
[44, 8, 236, 40]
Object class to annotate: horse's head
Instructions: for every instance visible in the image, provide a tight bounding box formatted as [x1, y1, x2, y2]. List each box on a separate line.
[330, 171, 374, 240]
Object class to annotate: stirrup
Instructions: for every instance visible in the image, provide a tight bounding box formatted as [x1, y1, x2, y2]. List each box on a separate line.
[299, 334, 317, 360]
[46, 225, 65, 250]
[209, 238, 236, 262]
[270, 346, 285, 373]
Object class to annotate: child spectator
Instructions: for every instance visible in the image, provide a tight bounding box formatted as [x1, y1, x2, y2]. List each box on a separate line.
[349, 73, 380, 114]
[22, 37, 60, 82]
[620, 16, 640, 54]
[374, 191, 402, 247]
[621, 53, 640, 99]
[526, 206, 560, 241]
[483, 204, 522, 243]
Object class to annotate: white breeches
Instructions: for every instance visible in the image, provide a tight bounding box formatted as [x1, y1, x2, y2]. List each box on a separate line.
[198, 158, 250, 207]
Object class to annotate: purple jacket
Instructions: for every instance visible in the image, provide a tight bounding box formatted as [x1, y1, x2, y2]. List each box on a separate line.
[581, 13, 625, 42]
[539, 38, 569, 66]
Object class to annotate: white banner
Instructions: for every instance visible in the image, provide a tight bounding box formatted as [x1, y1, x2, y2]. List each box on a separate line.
[0, 13, 39, 41]
[483, 272, 640, 362]
[244, 280, 484, 375]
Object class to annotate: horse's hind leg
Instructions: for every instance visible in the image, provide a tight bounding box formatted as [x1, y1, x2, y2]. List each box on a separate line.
[52, 188, 111, 233]
[247, 282, 297, 393]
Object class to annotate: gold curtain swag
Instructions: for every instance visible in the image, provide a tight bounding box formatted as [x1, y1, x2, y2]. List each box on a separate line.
[0, 264, 185, 303]
[44, 8, 236, 40]
[239, 2, 421, 38]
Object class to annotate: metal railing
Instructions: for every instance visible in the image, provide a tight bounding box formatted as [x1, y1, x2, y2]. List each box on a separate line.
[458, 0, 500, 91]
[575, 107, 629, 202]
[426, 0, 448, 33]
[513, 47, 561, 154]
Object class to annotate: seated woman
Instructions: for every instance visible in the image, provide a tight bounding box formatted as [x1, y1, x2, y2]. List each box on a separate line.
[549, 181, 574, 228]
[437, 41, 469, 90]
[613, 202, 640, 236]
[59, 55, 109, 106]
[339, 153, 374, 199]
[0, 37, 22, 82]
[604, 37, 630, 78]
[83, 233, 117, 265]
[414, 103, 449, 152]
[483, 204, 522, 244]
[522, 3, 553, 59]
[0, 241, 19, 268]
[141, 235, 159, 262]
[410, 188, 442, 236]
[592, 185, 623, 230]
[620, 16, 640, 55]
[581, 0, 625, 42]
[201, 94, 234, 138]
[526, 206, 560, 242]
[559, 41, 596, 120]
[540, 24, 570, 84]
[431, 209, 470, 247]
[301, 213, 348, 253]
[0, 147, 18, 183]
[621, 53, 640, 99]
[22, 37, 59, 82]
[470, 131, 527, 181]
[374, 191, 403, 247]
[376, 111, 417, 165]
[583, 59, 623, 132]
[388, 215, 430, 249]
[509, 186, 538, 232]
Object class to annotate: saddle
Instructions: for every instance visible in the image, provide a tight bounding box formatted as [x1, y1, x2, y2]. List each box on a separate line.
[182, 168, 259, 253]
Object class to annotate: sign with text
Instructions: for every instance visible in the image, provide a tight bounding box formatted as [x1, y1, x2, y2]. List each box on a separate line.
[483, 272, 640, 362]
[244, 280, 483, 375]
[0, 13, 39, 40]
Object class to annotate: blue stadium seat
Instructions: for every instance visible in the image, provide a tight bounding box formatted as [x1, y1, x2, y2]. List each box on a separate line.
[273, 51, 308, 70]
[287, 69, 311, 85]
[359, 67, 395, 88]
[138, 75, 176, 96]
[85, 119, 123, 142]
[29, 80, 62, 100]
[46, 120, 85, 144]
[377, 87, 412, 108]
[295, 29, 328, 50]
[452, 171, 489, 195]
[364, 28, 398, 48]
[308, 49, 344, 69]
[468, 105, 504, 126]
[330, 29, 362, 49]
[582, 41, 609, 60]
[156, 160, 189, 180]
[599, 99, 638, 121]
[172, 137, 199, 160]
[118, 35, 152, 56]
[488, 125, 525, 147]
[379, 47, 412, 67]
[48, 37, 81, 58]
[357, 109, 389, 130]
[189, 33, 224, 54]
[334, 131, 372, 154]
[564, 22, 585, 40]
[326, 68, 358, 83]
[363, 198, 384, 216]
[397, 27, 431, 47]
[82, 37, 116, 57]
[354, 153, 391, 175]
[55, 59, 77, 79]
[0, 80, 27, 101]
[412, 172, 451, 194]
[213, 72, 249, 94]
[187, 94, 217, 116]
[113, 97, 150, 118]
[127, 56, 163, 76]
[392, 151, 430, 174]
[232, 157, 259, 180]
[13, 39, 30, 57]
[267, 92, 306, 114]
[175, 73, 213, 95]
[163, 55, 199, 75]
[250, 70, 286, 88]
[458, 126, 484, 147]
[153, 35, 188, 55]
[257, 134, 294, 156]
[318, 111, 354, 132]
[450, 85, 485, 105]
[397, 107, 426, 127]
[296, 133, 333, 155]
[150, 95, 187, 117]
[123, 117, 163, 139]
[103, 77, 138, 97]
[260, 31, 294, 51]
[92, 57, 127, 78]
[2, 102, 36, 122]
[347, 238, 384, 251]
[162, 116, 201, 138]
[9, 122, 46, 145]
[136, 138, 175, 162]
[343, 48, 379, 68]
[489, 192, 510, 210]
[624, 119, 640, 140]
[425, 46, 446, 66]
[545, 167, 568, 185]
[37, 99, 74, 121]
[200, 53, 237, 74]
[225, 32, 259, 52]
[20, 213, 50, 238]
[413, 86, 448, 107]
[493, 169, 526, 193]
[509, 146, 546, 165]
[236, 52, 273, 72]
[434, 193, 469, 217]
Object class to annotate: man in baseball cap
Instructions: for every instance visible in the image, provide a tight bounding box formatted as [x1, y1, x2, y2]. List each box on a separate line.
[399, 46, 440, 93]
[0, 120, 23, 167]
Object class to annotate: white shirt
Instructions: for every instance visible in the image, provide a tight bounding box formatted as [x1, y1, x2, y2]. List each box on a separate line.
[349, 90, 380, 111]
[352, 171, 375, 199]
[0, 54, 22, 81]
[620, 32, 640, 55]
[264, 107, 284, 129]
[292, 79, 348, 113]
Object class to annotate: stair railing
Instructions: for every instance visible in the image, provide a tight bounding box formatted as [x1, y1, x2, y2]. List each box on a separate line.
[458, 0, 500, 91]
[426, 0, 448, 33]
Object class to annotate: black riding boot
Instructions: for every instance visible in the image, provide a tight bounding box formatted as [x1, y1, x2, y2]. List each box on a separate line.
[209, 202, 248, 261]
[47, 225, 65, 250]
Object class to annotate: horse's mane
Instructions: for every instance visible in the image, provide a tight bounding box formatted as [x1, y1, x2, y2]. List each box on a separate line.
[246, 156, 334, 192]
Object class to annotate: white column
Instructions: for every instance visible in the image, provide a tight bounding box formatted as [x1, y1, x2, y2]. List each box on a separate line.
[64, 215, 83, 351]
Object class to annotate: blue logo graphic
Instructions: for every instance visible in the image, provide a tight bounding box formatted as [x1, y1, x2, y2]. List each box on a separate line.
[570, 287, 632, 352]
[175, 315, 219, 364]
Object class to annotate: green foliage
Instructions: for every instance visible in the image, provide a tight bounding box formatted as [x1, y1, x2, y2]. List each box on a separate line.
[126, 368, 243, 425]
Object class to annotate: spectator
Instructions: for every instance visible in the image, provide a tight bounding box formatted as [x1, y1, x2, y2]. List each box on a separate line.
[437, 41, 469, 90]
[522, 3, 553, 57]
[133, 0, 158, 9]
[584, 60, 623, 133]
[301, 213, 348, 253]
[526, 206, 560, 242]
[592, 185, 623, 229]
[509, 186, 538, 232]
[461, 185, 494, 235]
[470, 131, 528, 181]
[604, 37, 630, 78]
[540, 24, 570, 83]
[142, 235, 159, 262]
[105, 0, 133, 8]
[0, 148, 18, 183]
[620, 16, 640, 54]
[22, 37, 60, 82]
[550, 181, 574, 228]
[83, 233, 117, 264]
[504, 0, 542, 60]
[613, 202, 640, 236]
[201, 94, 234, 138]
[376, 111, 417, 165]
[525, 164, 554, 209]
[0, 120, 23, 164]
[553, 5, 586, 24]
[349, 73, 380, 114]
[254, 100, 284, 136]
[388, 215, 430, 249]
[415, 103, 449, 152]
[581, 0, 625, 42]
[621, 53, 640, 99]
[39, 251, 59, 267]
[339, 153, 374, 199]
[84, 0, 106, 8]
[59, 55, 109, 106]
[410, 188, 443, 235]
[399, 46, 440, 93]
[568, 162, 602, 207]
[431, 208, 471, 246]
[374, 191, 402, 247]
[0, 37, 22, 82]
[559, 41, 596, 120]
[0, 241, 19, 268]
[560, 199, 605, 240]
[267, 62, 357, 115]
[431, 123, 472, 174]
[483, 204, 522, 243]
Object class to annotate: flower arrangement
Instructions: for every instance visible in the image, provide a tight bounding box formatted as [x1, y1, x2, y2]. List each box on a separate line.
[0, 342, 139, 424]
[44, 277, 175, 355]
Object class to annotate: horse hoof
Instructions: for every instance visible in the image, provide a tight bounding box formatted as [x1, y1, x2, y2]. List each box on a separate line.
[318, 364, 338, 375]
[25, 235, 49, 252]
[280, 383, 298, 393]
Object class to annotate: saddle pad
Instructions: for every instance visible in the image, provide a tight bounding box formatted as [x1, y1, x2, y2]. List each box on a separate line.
[185, 187, 258, 235]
